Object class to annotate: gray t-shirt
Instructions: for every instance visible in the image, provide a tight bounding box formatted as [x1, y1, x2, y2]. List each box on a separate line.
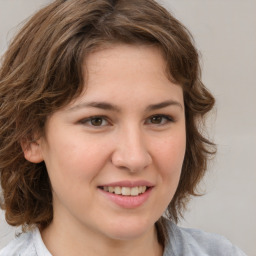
[0, 220, 247, 256]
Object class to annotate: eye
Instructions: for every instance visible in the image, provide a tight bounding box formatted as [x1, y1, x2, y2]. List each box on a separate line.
[79, 116, 109, 127]
[145, 114, 174, 125]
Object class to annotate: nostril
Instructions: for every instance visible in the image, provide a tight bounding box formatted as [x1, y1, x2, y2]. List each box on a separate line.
[111, 152, 152, 173]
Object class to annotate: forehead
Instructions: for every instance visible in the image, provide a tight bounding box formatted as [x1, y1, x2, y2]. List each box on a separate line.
[85, 44, 180, 90]
[66, 44, 184, 111]
[86, 43, 167, 75]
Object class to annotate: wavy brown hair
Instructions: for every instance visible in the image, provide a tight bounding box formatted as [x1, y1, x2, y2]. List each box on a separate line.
[0, 0, 215, 242]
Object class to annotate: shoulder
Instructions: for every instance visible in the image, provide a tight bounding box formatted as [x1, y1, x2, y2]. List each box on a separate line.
[0, 228, 50, 256]
[0, 231, 36, 256]
[163, 219, 247, 256]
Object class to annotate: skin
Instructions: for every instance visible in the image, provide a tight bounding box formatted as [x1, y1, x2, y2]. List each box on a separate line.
[24, 44, 186, 256]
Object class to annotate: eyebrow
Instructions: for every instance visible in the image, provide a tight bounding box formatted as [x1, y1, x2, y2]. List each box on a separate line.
[68, 102, 121, 112]
[145, 100, 183, 111]
[68, 99, 183, 112]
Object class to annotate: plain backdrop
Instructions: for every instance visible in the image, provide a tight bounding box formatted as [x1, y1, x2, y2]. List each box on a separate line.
[0, 0, 255, 255]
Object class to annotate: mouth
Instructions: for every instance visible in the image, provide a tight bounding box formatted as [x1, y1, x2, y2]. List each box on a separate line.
[98, 186, 150, 196]
[98, 181, 154, 208]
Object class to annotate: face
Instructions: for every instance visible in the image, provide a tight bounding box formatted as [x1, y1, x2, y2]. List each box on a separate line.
[35, 44, 186, 241]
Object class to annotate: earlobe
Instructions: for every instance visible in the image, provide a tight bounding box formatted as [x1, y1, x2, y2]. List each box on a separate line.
[21, 139, 44, 163]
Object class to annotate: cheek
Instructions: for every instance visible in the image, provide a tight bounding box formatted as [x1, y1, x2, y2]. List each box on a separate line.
[155, 134, 186, 172]
[154, 132, 186, 196]
[43, 134, 110, 190]
[151, 134, 186, 211]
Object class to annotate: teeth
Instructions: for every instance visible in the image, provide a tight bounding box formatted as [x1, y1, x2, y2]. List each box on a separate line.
[122, 187, 131, 196]
[131, 187, 139, 196]
[114, 186, 121, 195]
[109, 187, 115, 193]
[102, 186, 147, 196]
[141, 186, 146, 193]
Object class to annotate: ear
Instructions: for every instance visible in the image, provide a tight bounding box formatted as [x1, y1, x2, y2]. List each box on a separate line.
[20, 138, 44, 163]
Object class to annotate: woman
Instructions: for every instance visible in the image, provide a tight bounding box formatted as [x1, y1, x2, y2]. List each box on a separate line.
[0, 0, 246, 255]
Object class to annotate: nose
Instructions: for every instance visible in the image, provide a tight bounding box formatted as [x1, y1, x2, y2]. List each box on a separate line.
[111, 126, 152, 173]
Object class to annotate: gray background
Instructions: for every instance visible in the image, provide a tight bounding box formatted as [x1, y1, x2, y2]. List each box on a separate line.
[0, 0, 255, 255]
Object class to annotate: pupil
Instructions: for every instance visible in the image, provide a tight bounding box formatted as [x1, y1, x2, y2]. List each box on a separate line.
[151, 116, 162, 124]
[91, 118, 102, 126]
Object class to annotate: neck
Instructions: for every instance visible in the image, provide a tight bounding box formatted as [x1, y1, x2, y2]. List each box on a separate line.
[41, 218, 163, 256]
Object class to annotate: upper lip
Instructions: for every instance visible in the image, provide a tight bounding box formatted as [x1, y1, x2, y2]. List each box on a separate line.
[98, 180, 154, 188]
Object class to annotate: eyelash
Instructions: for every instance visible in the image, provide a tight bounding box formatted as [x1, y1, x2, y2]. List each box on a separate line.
[79, 115, 110, 127]
[145, 114, 174, 125]
[79, 114, 174, 127]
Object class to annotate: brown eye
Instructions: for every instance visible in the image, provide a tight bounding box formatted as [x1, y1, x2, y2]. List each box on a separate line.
[150, 116, 163, 124]
[90, 117, 104, 126]
[79, 116, 109, 127]
[146, 115, 173, 125]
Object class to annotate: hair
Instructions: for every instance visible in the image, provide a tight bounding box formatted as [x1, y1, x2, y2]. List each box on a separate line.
[0, 0, 215, 244]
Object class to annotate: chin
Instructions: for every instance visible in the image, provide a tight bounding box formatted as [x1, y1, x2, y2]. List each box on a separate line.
[103, 215, 156, 241]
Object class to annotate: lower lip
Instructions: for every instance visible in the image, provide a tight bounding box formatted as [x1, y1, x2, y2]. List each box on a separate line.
[99, 187, 153, 209]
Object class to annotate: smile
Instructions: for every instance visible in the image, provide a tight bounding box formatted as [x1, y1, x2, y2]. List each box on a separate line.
[99, 186, 147, 196]
[98, 185, 153, 208]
